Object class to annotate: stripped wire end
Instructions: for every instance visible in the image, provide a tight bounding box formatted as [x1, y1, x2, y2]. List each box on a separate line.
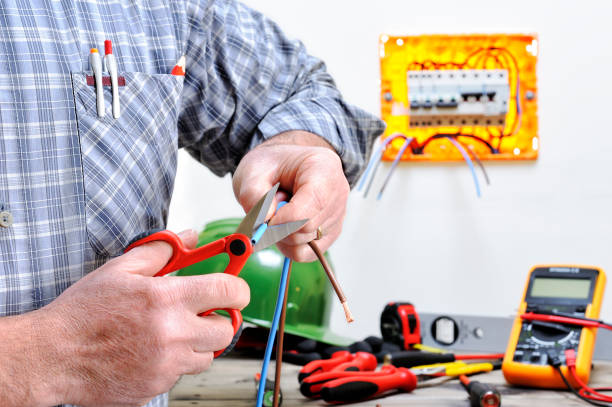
[342, 301, 354, 323]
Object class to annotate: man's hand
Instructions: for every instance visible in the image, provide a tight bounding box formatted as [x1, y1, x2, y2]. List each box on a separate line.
[233, 131, 350, 262]
[0, 230, 250, 407]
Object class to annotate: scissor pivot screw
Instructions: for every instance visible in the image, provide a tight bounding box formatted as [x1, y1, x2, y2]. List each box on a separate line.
[229, 239, 247, 256]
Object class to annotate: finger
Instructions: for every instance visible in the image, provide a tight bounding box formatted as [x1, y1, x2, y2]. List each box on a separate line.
[178, 229, 198, 250]
[272, 214, 344, 247]
[182, 351, 214, 375]
[122, 229, 198, 276]
[189, 313, 236, 353]
[233, 173, 279, 221]
[269, 183, 332, 233]
[159, 273, 250, 314]
[276, 221, 343, 262]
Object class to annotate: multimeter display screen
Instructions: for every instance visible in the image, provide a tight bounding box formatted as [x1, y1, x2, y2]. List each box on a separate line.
[530, 277, 591, 299]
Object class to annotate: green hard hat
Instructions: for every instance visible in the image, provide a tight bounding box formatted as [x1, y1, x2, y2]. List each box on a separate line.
[176, 218, 351, 346]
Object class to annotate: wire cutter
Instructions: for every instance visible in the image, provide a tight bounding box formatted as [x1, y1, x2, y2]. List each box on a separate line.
[125, 183, 307, 357]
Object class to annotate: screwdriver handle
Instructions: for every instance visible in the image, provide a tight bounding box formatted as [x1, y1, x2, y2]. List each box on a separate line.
[320, 366, 417, 403]
[298, 351, 351, 382]
[299, 353, 377, 399]
[387, 350, 456, 367]
[333, 352, 377, 373]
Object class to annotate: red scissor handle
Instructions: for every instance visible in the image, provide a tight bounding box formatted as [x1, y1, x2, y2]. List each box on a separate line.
[125, 230, 253, 357]
[125, 230, 253, 277]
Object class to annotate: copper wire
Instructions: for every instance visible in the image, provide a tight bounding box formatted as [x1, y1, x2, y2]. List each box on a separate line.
[308, 241, 353, 323]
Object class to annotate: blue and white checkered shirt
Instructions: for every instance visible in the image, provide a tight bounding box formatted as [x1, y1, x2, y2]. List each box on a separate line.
[0, 0, 384, 405]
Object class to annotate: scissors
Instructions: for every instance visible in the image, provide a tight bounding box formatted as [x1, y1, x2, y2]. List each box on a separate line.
[125, 183, 307, 357]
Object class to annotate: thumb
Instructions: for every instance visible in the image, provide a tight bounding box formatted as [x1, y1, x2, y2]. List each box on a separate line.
[123, 229, 198, 276]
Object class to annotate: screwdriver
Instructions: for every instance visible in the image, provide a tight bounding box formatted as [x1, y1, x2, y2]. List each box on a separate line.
[383, 350, 504, 368]
[319, 365, 417, 403]
[459, 374, 501, 407]
[299, 352, 378, 398]
[299, 351, 376, 382]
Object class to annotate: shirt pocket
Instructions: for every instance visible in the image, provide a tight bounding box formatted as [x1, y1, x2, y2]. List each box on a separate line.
[71, 72, 183, 257]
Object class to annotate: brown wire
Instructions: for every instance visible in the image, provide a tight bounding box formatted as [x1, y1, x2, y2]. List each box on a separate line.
[273, 260, 292, 407]
[308, 240, 353, 323]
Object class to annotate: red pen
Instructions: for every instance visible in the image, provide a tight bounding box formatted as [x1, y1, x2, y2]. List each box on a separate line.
[171, 55, 186, 76]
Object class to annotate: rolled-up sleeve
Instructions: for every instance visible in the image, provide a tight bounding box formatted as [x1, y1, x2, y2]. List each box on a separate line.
[179, 0, 385, 186]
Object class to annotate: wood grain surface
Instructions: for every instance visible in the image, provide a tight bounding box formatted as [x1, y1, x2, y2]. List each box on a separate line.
[169, 357, 612, 406]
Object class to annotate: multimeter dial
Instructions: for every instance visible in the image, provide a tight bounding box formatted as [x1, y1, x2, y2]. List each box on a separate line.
[513, 321, 581, 365]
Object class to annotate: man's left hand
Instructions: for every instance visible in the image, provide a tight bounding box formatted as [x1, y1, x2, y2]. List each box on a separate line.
[233, 131, 350, 262]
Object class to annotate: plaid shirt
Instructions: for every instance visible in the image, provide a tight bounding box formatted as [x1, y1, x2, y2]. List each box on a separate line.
[0, 0, 383, 405]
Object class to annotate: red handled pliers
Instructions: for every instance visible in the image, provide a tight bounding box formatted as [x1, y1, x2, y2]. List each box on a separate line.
[125, 183, 307, 357]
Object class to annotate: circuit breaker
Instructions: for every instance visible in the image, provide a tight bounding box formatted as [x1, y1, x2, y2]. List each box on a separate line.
[404, 69, 510, 128]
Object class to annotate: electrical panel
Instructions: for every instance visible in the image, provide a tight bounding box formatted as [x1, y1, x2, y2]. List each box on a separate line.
[404, 69, 510, 128]
[379, 34, 538, 162]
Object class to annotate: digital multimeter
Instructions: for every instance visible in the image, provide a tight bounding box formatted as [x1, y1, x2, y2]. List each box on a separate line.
[502, 265, 606, 388]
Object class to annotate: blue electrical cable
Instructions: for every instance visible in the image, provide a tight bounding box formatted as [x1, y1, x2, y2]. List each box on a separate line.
[255, 201, 291, 407]
[359, 134, 408, 198]
[447, 137, 481, 198]
[255, 256, 291, 407]
[377, 137, 413, 200]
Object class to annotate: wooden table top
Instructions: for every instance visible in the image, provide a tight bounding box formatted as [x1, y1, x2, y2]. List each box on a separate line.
[169, 357, 612, 406]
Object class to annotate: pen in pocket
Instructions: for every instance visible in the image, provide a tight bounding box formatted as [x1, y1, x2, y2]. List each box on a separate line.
[89, 48, 105, 117]
[104, 40, 120, 119]
[171, 55, 186, 76]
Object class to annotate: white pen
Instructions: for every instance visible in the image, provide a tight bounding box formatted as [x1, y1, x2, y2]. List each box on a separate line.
[89, 48, 105, 117]
[104, 40, 120, 119]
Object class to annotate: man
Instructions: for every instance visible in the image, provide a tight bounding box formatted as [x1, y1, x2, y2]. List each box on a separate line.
[0, 0, 383, 406]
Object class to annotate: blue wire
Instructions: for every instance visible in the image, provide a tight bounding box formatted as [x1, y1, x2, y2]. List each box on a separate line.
[357, 145, 384, 191]
[255, 200, 290, 407]
[251, 223, 268, 245]
[357, 134, 406, 193]
[447, 137, 481, 198]
[377, 137, 413, 201]
[255, 256, 291, 407]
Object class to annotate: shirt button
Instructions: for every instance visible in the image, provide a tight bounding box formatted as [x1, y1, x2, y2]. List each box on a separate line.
[0, 211, 13, 228]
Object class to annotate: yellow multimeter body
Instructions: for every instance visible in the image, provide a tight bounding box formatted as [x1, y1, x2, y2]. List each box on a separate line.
[502, 265, 606, 388]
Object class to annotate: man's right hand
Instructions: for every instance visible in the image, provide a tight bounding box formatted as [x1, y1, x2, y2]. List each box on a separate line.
[3, 229, 250, 407]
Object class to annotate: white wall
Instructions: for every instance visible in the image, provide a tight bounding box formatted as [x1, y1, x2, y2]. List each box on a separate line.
[168, 0, 612, 341]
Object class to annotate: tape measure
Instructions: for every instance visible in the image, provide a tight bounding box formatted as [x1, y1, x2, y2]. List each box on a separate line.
[380, 302, 421, 349]
[502, 265, 606, 388]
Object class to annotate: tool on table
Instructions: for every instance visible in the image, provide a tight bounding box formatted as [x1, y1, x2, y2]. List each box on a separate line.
[502, 265, 607, 388]
[459, 374, 501, 407]
[125, 183, 307, 357]
[380, 302, 421, 350]
[315, 364, 418, 403]
[103, 40, 120, 119]
[411, 360, 501, 378]
[299, 351, 377, 382]
[89, 48, 104, 117]
[383, 350, 504, 368]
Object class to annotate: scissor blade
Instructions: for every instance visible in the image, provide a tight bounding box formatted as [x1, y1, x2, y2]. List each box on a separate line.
[253, 219, 308, 252]
[235, 183, 280, 237]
